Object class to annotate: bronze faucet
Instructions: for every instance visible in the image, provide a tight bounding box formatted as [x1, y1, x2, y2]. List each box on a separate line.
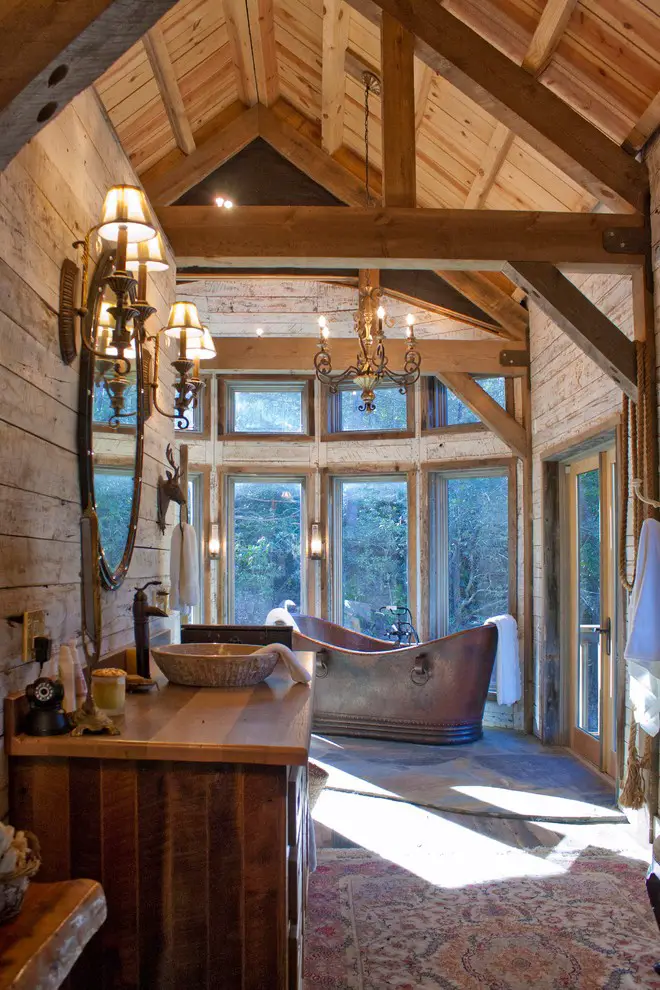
[133, 582, 169, 678]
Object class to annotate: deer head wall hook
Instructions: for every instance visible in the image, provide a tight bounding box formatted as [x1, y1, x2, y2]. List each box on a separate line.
[157, 443, 187, 534]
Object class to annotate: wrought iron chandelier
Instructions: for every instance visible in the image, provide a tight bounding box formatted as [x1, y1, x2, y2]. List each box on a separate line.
[313, 72, 422, 413]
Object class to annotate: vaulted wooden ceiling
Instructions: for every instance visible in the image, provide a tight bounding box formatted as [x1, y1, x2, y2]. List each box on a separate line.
[96, 0, 660, 213]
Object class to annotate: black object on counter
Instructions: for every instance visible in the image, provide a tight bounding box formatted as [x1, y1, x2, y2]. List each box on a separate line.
[24, 637, 70, 736]
[133, 583, 169, 679]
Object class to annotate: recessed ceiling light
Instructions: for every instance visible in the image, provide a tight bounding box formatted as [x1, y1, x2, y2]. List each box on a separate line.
[215, 196, 225, 207]
[256, 327, 263, 337]
[223, 199, 233, 209]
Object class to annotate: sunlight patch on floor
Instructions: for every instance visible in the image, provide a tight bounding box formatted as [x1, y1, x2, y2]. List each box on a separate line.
[313, 788, 581, 887]
[453, 784, 622, 821]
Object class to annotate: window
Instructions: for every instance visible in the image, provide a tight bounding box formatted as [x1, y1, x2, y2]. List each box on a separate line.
[332, 476, 408, 638]
[221, 380, 313, 437]
[94, 466, 134, 573]
[424, 376, 507, 429]
[429, 469, 511, 639]
[325, 384, 412, 436]
[227, 477, 305, 622]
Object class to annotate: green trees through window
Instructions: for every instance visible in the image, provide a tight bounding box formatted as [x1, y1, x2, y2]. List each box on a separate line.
[337, 386, 407, 432]
[228, 385, 306, 433]
[230, 480, 303, 622]
[335, 478, 408, 637]
[94, 468, 134, 573]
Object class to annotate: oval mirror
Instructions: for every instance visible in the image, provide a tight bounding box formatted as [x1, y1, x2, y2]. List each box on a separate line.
[79, 250, 146, 590]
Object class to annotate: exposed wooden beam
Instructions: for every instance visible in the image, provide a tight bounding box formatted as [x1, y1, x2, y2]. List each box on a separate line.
[414, 61, 434, 134]
[0, 0, 180, 170]
[381, 12, 416, 206]
[223, 0, 259, 106]
[143, 26, 195, 156]
[503, 261, 638, 401]
[436, 271, 527, 341]
[205, 336, 528, 374]
[342, 0, 647, 213]
[157, 205, 646, 270]
[141, 103, 259, 205]
[438, 372, 529, 458]
[464, 122, 514, 209]
[246, 0, 279, 107]
[322, 0, 350, 154]
[522, 0, 578, 75]
[624, 90, 660, 154]
[379, 271, 501, 331]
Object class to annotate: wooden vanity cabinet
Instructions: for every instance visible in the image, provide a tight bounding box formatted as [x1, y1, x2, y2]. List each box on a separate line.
[6, 654, 315, 990]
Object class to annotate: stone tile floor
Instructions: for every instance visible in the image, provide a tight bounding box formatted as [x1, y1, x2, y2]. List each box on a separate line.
[310, 729, 643, 857]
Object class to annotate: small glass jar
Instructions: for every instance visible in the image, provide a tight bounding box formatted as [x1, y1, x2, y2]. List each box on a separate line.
[91, 668, 126, 716]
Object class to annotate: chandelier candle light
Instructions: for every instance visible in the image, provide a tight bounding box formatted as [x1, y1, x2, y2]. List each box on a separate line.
[314, 275, 421, 413]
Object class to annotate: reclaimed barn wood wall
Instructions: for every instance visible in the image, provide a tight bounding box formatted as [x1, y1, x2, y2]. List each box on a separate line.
[0, 90, 176, 815]
[529, 272, 635, 736]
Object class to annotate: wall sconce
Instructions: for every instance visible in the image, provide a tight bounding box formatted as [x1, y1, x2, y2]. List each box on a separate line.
[208, 523, 220, 559]
[309, 521, 324, 560]
[149, 303, 216, 429]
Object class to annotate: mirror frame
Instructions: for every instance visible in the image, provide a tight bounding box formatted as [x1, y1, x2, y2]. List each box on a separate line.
[78, 249, 145, 590]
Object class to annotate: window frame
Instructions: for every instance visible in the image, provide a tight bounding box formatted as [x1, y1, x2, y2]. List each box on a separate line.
[421, 375, 513, 433]
[326, 469, 416, 632]
[322, 382, 415, 441]
[425, 458, 517, 646]
[224, 471, 311, 622]
[218, 375, 315, 441]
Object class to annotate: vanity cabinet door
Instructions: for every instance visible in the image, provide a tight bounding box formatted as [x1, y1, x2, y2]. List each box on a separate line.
[286, 765, 308, 990]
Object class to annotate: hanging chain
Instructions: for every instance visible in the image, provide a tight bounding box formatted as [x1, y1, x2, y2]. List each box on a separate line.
[362, 71, 381, 207]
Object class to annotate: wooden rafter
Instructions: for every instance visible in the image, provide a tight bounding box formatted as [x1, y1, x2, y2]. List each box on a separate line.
[437, 271, 527, 342]
[381, 12, 416, 206]
[157, 205, 646, 270]
[502, 261, 638, 401]
[438, 372, 529, 458]
[141, 103, 259, 205]
[624, 91, 660, 155]
[246, 0, 279, 107]
[463, 0, 577, 209]
[342, 0, 647, 212]
[522, 0, 578, 75]
[204, 337, 528, 375]
[223, 0, 259, 106]
[0, 0, 180, 170]
[322, 0, 350, 154]
[143, 26, 195, 156]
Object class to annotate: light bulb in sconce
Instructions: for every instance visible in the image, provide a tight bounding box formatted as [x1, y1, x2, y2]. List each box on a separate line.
[318, 316, 329, 340]
[309, 521, 324, 560]
[406, 313, 415, 337]
[377, 305, 385, 322]
[208, 523, 220, 559]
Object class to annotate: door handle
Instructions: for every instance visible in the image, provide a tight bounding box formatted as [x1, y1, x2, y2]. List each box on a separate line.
[597, 617, 611, 657]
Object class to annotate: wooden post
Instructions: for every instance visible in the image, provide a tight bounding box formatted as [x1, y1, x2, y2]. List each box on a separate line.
[381, 12, 416, 207]
[541, 460, 561, 744]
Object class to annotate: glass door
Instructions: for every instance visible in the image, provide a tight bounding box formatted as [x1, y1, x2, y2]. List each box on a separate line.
[568, 450, 616, 774]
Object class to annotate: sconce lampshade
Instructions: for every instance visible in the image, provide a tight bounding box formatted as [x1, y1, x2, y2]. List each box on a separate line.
[97, 185, 156, 244]
[208, 523, 220, 558]
[187, 327, 216, 361]
[164, 301, 204, 340]
[96, 302, 117, 355]
[125, 233, 169, 272]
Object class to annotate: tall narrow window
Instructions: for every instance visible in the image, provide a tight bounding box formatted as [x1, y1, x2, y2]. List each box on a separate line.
[332, 476, 408, 637]
[430, 469, 511, 638]
[187, 472, 204, 624]
[227, 478, 305, 622]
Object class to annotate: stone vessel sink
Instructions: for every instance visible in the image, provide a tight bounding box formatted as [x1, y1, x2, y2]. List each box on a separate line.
[151, 643, 279, 688]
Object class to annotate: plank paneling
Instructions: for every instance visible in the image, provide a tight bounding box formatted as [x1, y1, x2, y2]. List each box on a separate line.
[0, 89, 176, 815]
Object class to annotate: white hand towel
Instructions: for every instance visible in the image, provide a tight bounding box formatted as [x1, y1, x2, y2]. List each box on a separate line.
[484, 614, 521, 706]
[170, 522, 200, 610]
[625, 518, 660, 736]
[253, 643, 312, 685]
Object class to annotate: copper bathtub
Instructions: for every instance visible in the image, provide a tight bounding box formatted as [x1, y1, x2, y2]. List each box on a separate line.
[292, 616, 497, 745]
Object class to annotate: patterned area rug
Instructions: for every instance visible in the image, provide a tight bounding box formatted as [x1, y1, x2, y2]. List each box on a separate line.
[305, 848, 660, 989]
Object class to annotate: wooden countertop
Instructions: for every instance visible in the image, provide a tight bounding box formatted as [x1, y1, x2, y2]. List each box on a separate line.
[6, 654, 315, 766]
[0, 880, 106, 990]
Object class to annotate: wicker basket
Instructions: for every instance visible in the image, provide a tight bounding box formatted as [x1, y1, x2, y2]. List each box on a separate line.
[0, 831, 41, 924]
[151, 644, 279, 688]
[308, 761, 330, 811]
